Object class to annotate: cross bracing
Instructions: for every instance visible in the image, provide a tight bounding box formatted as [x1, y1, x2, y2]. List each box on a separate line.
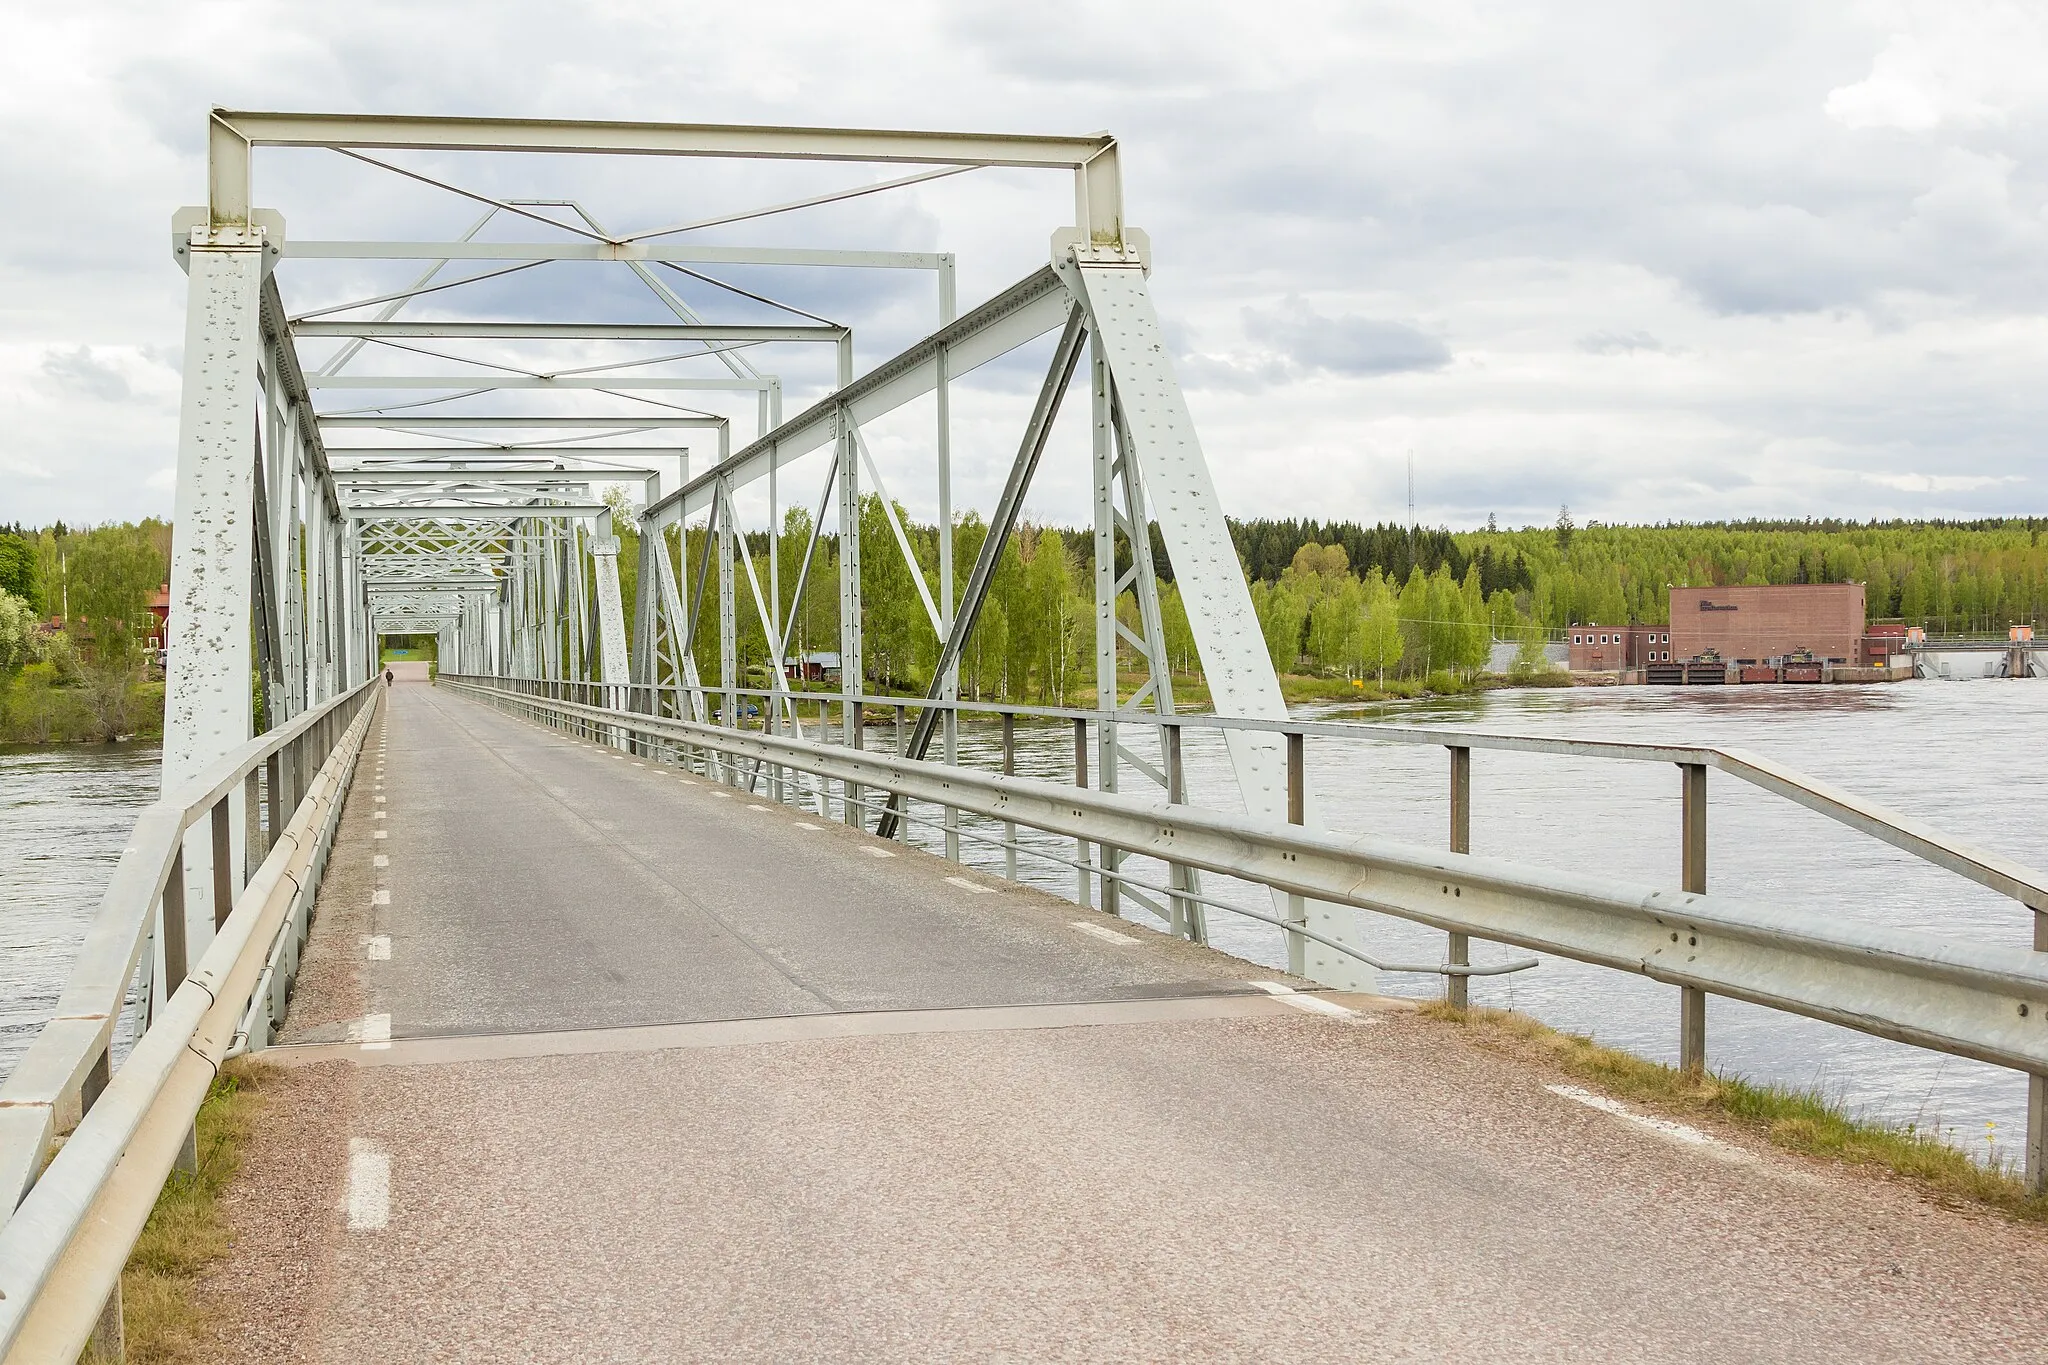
[159, 107, 1373, 989]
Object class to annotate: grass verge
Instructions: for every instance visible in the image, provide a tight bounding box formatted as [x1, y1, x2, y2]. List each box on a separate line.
[1420, 1001, 2048, 1222]
[89, 1058, 272, 1364]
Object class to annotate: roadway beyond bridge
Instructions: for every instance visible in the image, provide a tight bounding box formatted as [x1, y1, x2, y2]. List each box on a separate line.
[198, 683, 2048, 1363]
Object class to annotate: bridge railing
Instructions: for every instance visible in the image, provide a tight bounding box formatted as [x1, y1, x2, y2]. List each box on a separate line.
[444, 672, 2048, 1186]
[0, 679, 378, 1359]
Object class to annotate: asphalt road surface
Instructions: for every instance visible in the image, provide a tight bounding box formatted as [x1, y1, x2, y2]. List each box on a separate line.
[213, 683, 2048, 1363]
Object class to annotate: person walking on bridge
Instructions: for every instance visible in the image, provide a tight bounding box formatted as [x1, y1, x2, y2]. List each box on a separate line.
[384, 668, 394, 686]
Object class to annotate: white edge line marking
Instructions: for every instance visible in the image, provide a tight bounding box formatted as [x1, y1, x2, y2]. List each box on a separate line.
[944, 875, 993, 894]
[1546, 1084, 1756, 1164]
[346, 1138, 391, 1229]
[1279, 993, 1354, 1018]
[347, 1013, 393, 1051]
[362, 934, 392, 961]
[1069, 920, 1138, 945]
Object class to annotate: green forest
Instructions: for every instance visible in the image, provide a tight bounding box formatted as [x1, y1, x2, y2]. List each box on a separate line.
[4, 508, 2046, 740]
[614, 502, 2048, 708]
[0, 521, 170, 742]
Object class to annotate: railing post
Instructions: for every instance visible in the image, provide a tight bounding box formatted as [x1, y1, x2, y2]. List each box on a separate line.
[1448, 745, 1472, 1009]
[893, 704, 908, 841]
[847, 695, 864, 826]
[209, 797, 234, 930]
[1680, 762, 1708, 1075]
[1164, 721, 1197, 941]
[1002, 712, 1017, 881]
[1285, 730, 1307, 975]
[2031, 908, 2048, 1196]
[265, 750, 283, 851]
[942, 706, 961, 863]
[1074, 716, 1093, 908]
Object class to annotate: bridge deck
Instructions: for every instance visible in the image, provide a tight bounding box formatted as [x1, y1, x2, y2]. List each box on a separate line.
[216, 683, 2048, 1362]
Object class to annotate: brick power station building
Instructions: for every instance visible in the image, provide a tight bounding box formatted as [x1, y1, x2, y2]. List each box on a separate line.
[1668, 583, 1866, 664]
[1569, 583, 1876, 681]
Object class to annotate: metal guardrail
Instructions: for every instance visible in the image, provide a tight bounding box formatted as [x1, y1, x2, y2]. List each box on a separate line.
[467, 675, 2048, 919]
[447, 675, 2048, 1165]
[0, 680, 377, 1360]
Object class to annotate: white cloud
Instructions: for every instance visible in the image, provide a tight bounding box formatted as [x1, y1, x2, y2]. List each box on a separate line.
[0, 0, 2041, 531]
[1865, 472, 2021, 493]
[1826, 4, 2047, 132]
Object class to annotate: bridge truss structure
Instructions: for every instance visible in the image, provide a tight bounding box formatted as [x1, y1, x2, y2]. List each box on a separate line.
[165, 109, 1369, 984]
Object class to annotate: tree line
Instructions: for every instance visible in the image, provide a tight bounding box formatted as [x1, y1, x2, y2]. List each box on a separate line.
[0, 521, 170, 741]
[610, 506, 2048, 706]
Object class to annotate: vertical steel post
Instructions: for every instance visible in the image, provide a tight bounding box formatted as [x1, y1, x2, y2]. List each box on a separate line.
[1002, 712, 1018, 881]
[159, 852, 188, 1006]
[164, 218, 268, 964]
[1448, 746, 1472, 1009]
[937, 265, 961, 863]
[2030, 910, 2048, 1195]
[836, 403, 862, 826]
[1285, 731, 1307, 975]
[1164, 721, 1198, 941]
[1074, 717, 1092, 908]
[1680, 762, 1708, 1075]
[210, 798, 234, 930]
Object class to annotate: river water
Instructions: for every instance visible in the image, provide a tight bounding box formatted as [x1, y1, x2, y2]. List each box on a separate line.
[5, 682, 2043, 1164]
[0, 741, 160, 1083]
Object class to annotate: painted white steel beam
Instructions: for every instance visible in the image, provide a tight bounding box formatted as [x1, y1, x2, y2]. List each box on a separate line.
[210, 111, 1122, 242]
[320, 416, 726, 430]
[308, 375, 775, 391]
[343, 503, 606, 519]
[288, 242, 940, 269]
[295, 321, 846, 341]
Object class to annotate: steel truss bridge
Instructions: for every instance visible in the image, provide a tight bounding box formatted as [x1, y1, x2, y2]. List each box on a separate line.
[5, 110, 2048, 1359]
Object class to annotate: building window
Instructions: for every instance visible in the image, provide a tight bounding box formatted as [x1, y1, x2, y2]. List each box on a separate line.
[1573, 635, 1582, 644]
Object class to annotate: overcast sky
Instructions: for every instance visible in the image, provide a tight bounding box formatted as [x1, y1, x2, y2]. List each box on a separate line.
[2, 0, 2043, 532]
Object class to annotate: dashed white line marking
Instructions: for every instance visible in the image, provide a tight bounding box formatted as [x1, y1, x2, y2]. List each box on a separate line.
[373, 784, 384, 791]
[346, 1138, 390, 1230]
[372, 889, 391, 906]
[632, 762, 646, 768]
[374, 812, 387, 821]
[1545, 1084, 1756, 1164]
[374, 796, 387, 805]
[362, 934, 392, 961]
[793, 822, 820, 830]
[712, 791, 730, 800]
[1070, 920, 1138, 945]
[347, 1013, 392, 1051]
[374, 854, 389, 868]
[747, 804, 772, 811]
[943, 876, 993, 894]
[373, 830, 388, 840]
[858, 847, 896, 858]
[1246, 980, 1294, 996]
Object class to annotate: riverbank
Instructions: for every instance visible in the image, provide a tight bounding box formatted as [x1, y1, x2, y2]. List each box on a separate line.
[0, 674, 163, 744]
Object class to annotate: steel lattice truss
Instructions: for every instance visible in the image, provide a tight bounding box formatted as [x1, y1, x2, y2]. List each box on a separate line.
[159, 108, 1374, 991]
